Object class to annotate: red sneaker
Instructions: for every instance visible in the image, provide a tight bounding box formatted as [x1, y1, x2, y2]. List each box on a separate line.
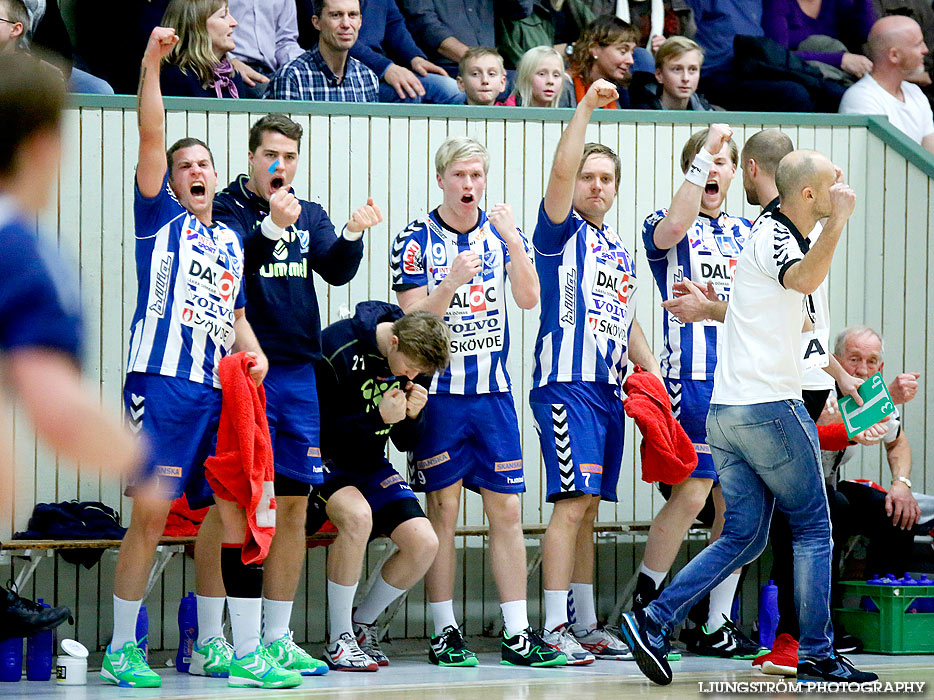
[752, 633, 798, 676]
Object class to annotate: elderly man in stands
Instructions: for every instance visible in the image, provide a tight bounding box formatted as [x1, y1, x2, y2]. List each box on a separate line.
[840, 15, 934, 154]
[266, 0, 378, 102]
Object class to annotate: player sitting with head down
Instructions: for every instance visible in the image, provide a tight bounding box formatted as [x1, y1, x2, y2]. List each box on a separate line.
[307, 302, 449, 670]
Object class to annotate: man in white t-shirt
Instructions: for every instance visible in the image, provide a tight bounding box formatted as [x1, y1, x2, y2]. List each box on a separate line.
[839, 15, 934, 154]
[621, 150, 878, 686]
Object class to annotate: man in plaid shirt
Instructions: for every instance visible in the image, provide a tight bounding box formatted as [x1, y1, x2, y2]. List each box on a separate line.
[266, 0, 378, 102]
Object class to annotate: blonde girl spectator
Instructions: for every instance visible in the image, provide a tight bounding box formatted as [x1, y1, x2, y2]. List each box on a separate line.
[499, 46, 572, 107]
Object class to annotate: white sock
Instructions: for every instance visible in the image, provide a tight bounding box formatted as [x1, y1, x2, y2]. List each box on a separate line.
[640, 563, 667, 588]
[569, 582, 598, 634]
[428, 600, 458, 636]
[110, 595, 142, 650]
[353, 574, 406, 626]
[500, 599, 530, 638]
[262, 598, 293, 646]
[706, 572, 741, 632]
[227, 596, 262, 658]
[328, 580, 358, 641]
[543, 589, 569, 633]
[196, 595, 226, 647]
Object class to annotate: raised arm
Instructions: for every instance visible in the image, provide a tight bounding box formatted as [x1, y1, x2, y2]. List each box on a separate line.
[137, 27, 178, 198]
[543, 79, 618, 225]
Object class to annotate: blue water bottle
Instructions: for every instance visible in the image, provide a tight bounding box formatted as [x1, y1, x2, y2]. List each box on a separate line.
[176, 593, 197, 673]
[758, 580, 779, 650]
[136, 604, 149, 661]
[918, 575, 934, 613]
[25, 599, 53, 681]
[0, 637, 23, 682]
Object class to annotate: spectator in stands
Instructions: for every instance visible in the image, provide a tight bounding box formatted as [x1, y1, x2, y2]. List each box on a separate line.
[266, 0, 378, 102]
[496, 0, 591, 71]
[160, 0, 244, 98]
[350, 0, 462, 104]
[226, 0, 305, 98]
[499, 45, 572, 107]
[629, 36, 715, 110]
[839, 15, 934, 153]
[457, 47, 507, 105]
[568, 15, 639, 108]
[399, 0, 532, 76]
[762, 0, 875, 84]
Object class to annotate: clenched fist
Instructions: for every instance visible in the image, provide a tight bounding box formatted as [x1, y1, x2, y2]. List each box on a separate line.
[269, 187, 301, 229]
[346, 197, 383, 234]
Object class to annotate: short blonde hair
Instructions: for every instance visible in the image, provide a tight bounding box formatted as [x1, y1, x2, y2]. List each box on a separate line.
[655, 36, 704, 70]
[680, 128, 738, 173]
[458, 46, 505, 78]
[435, 136, 490, 177]
[510, 46, 565, 108]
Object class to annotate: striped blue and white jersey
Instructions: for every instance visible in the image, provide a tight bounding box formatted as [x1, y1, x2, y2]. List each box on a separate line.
[390, 208, 527, 395]
[643, 209, 750, 381]
[532, 201, 637, 389]
[127, 174, 246, 389]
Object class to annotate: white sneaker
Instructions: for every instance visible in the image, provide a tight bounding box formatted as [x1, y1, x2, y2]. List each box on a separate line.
[323, 632, 378, 671]
[572, 626, 634, 660]
[542, 623, 595, 665]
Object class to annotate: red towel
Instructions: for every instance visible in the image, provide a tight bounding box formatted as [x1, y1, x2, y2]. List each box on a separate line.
[816, 422, 851, 452]
[204, 352, 276, 565]
[163, 494, 209, 536]
[622, 366, 697, 485]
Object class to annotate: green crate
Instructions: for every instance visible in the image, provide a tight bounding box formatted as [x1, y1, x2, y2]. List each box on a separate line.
[835, 581, 934, 654]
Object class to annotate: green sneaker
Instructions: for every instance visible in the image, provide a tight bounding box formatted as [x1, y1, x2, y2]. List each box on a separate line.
[190, 636, 234, 677]
[428, 625, 478, 667]
[228, 645, 302, 689]
[100, 641, 162, 688]
[502, 627, 567, 667]
[266, 632, 329, 676]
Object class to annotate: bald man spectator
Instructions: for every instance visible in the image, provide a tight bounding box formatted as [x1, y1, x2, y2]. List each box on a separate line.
[839, 15, 934, 153]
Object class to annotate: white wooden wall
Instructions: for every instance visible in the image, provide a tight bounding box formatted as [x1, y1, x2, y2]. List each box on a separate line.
[1, 105, 931, 648]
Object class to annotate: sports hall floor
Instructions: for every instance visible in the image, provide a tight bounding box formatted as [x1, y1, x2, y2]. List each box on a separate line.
[6, 638, 932, 700]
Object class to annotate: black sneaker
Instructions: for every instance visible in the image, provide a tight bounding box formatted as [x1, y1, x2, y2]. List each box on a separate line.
[797, 653, 878, 683]
[687, 616, 764, 659]
[428, 625, 478, 667]
[833, 633, 863, 654]
[501, 627, 567, 667]
[632, 572, 663, 612]
[619, 608, 672, 686]
[0, 584, 71, 641]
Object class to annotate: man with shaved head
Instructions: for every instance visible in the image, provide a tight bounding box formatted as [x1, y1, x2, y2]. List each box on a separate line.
[621, 150, 878, 686]
[740, 129, 794, 209]
[840, 15, 934, 154]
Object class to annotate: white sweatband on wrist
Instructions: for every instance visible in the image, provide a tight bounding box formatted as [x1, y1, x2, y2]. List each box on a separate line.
[260, 215, 287, 241]
[684, 147, 715, 188]
[342, 224, 363, 241]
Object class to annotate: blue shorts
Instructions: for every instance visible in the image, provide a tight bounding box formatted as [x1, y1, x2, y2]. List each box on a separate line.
[124, 372, 219, 506]
[664, 377, 717, 481]
[530, 381, 623, 502]
[409, 393, 524, 494]
[264, 362, 323, 485]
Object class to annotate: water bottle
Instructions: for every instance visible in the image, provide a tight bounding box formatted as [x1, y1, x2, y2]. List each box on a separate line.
[136, 605, 149, 661]
[25, 599, 53, 681]
[0, 637, 23, 682]
[758, 580, 779, 650]
[176, 593, 197, 673]
[918, 574, 934, 613]
[867, 573, 884, 585]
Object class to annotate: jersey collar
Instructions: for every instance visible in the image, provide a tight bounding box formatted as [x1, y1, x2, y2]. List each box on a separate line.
[771, 209, 810, 253]
[431, 207, 484, 242]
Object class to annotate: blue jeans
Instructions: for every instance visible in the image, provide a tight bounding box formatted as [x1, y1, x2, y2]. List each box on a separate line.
[378, 72, 466, 104]
[644, 399, 834, 660]
[69, 67, 114, 95]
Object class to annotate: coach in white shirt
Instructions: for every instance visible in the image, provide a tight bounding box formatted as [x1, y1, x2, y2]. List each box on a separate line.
[622, 150, 878, 685]
[840, 15, 934, 155]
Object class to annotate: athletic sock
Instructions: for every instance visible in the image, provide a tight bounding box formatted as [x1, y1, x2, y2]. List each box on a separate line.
[428, 600, 458, 636]
[220, 544, 264, 658]
[353, 573, 406, 626]
[640, 563, 668, 588]
[110, 595, 142, 650]
[543, 589, 569, 633]
[228, 597, 262, 658]
[327, 580, 358, 641]
[262, 598, 293, 646]
[500, 599, 530, 638]
[196, 595, 226, 647]
[706, 572, 740, 632]
[569, 582, 598, 634]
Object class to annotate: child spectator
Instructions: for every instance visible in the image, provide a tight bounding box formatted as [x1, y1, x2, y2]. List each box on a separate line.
[499, 46, 571, 107]
[160, 0, 245, 98]
[457, 47, 507, 105]
[630, 36, 715, 110]
[569, 15, 639, 108]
